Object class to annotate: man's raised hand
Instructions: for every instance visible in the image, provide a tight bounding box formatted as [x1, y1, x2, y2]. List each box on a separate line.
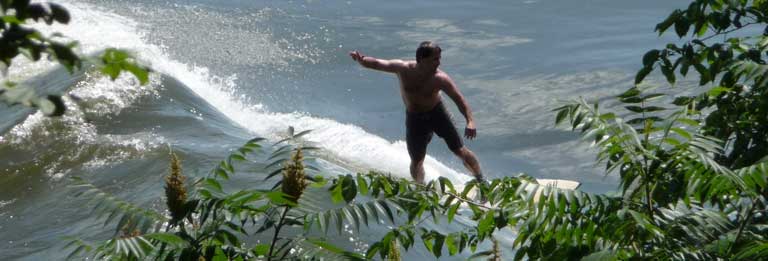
[349, 50, 364, 62]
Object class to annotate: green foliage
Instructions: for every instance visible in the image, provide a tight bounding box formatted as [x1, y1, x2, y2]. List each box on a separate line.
[65, 129, 373, 260]
[1, 84, 66, 116]
[100, 48, 149, 85]
[638, 0, 768, 169]
[69, 176, 167, 236]
[538, 0, 768, 259]
[0, 0, 150, 117]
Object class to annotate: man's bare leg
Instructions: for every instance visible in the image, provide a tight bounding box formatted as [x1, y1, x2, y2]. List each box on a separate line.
[452, 146, 484, 181]
[410, 159, 426, 184]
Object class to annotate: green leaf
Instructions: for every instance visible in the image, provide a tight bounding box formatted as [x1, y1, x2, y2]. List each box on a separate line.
[318, 212, 328, 234]
[759, 36, 768, 49]
[619, 96, 643, 103]
[599, 112, 616, 121]
[99, 49, 149, 85]
[341, 175, 357, 203]
[307, 238, 365, 260]
[656, 10, 680, 34]
[330, 181, 344, 204]
[582, 249, 619, 261]
[335, 210, 344, 235]
[641, 93, 665, 102]
[572, 111, 585, 130]
[447, 203, 460, 223]
[670, 127, 692, 140]
[204, 178, 224, 193]
[478, 210, 495, 237]
[354, 204, 369, 227]
[50, 42, 80, 72]
[144, 233, 187, 248]
[342, 207, 360, 232]
[229, 154, 246, 162]
[707, 86, 731, 97]
[266, 191, 295, 206]
[661, 64, 676, 85]
[642, 49, 660, 67]
[674, 16, 690, 37]
[365, 202, 381, 224]
[214, 167, 229, 180]
[555, 107, 568, 125]
[2, 15, 22, 24]
[36, 95, 65, 116]
[100, 64, 120, 80]
[432, 234, 445, 258]
[618, 87, 641, 98]
[663, 137, 681, 146]
[356, 174, 369, 195]
[375, 201, 396, 224]
[672, 96, 694, 106]
[438, 176, 456, 193]
[366, 242, 382, 259]
[626, 116, 663, 125]
[253, 244, 270, 256]
[446, 234, 457, 255]
[49, 3, 71, 24]
[293, 129, 313, 139]
[625, 106, 666, 113]
[635, 66, 653, 85]
[310, 175, 328, 188]
[469, 250, 494, 259]
[694, 63, 711, 85]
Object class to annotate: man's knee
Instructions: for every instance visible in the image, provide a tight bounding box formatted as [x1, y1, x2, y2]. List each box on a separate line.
[410, 158, 425, 167]
[451, 146, 468, 156]
[409, 148, 427, 165]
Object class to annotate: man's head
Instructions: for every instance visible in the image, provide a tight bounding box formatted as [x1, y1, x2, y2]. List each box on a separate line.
[416, 41, 441, 71]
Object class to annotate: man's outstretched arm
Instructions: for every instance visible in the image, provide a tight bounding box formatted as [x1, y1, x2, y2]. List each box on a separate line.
[349, 50, 408, 73]
[440, 75, 477, 140]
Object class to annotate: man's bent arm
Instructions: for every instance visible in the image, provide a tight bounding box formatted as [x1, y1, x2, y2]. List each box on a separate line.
[441, 75, 477, 139]
[349, 51, 408, 73]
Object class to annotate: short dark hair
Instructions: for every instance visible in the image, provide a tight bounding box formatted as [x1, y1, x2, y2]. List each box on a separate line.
[416, 41, 441, 63]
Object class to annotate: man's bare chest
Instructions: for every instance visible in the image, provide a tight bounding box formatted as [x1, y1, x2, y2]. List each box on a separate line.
[399, 74, 440, 94]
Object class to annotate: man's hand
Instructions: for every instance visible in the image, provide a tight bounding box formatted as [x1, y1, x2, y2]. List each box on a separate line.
[465, 121, 477, 140]
[349, 50, 364, 63]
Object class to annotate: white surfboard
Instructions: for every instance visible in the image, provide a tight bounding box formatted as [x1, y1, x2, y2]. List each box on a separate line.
[532, 178, 581, 202]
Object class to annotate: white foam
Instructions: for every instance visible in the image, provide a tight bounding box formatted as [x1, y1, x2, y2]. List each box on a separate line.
[0, 199, 15, 209]
[12, 1, 473, 184]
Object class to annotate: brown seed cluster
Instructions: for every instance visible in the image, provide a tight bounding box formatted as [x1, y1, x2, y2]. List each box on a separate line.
[165, 152, 188, 223]
[282, 149, 307, 204]
[389, 238, 401, 261]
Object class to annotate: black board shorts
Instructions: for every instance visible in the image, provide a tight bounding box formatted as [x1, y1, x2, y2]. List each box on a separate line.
[405, 102, 463, 160]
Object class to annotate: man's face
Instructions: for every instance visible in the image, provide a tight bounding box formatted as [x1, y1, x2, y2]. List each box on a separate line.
[420, 52, 441, 71]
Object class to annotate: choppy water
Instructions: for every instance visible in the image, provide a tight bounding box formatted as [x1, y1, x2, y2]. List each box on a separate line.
[1, 0, 688, 259]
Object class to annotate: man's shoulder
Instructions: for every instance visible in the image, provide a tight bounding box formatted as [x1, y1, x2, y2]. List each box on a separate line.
[395, 61, 418, 74]
[401, 60, 417, 68]
[434, 70, 453, 81]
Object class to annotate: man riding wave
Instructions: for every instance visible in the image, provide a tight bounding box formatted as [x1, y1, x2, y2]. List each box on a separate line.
[350, 41, 484, 184]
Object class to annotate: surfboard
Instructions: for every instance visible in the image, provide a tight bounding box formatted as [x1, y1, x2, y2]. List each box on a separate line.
[532, 178, 581, 202]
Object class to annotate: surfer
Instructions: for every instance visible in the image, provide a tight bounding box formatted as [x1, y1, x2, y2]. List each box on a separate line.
[350, 41, 484, 184]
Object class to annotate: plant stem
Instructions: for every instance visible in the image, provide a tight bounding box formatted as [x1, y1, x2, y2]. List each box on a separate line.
[642, 103, 654, 219]
[700, 22, 756, 42]
[726, 199, 756, 256]
[267, 207, 290, 261]
[413, 182, 492, 210]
